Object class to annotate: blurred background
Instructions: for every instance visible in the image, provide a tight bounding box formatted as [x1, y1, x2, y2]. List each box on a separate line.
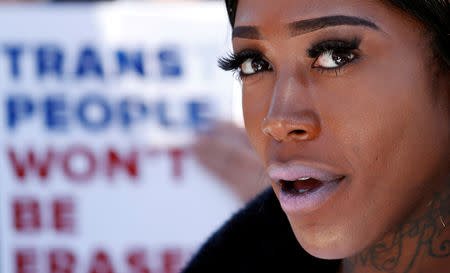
[0, 0, 270, 272]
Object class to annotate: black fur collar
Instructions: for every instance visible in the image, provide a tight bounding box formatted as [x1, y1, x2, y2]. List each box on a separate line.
[182, 188, 341, 273]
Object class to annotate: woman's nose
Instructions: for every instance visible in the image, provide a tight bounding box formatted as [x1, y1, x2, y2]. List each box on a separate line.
[261, 72, 321, 142]
[261, 110, 321, 142]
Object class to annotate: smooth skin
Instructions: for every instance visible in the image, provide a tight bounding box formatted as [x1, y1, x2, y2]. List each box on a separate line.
[233, 0, 449, 272]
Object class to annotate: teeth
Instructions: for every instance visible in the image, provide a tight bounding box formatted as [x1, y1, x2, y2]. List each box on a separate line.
[297, 177, 312, 181]
[297, 189, 309, 194]
[280, 177, 313, 183]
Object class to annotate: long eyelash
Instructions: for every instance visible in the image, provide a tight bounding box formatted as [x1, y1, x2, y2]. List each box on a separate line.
[315, 66, 343, 76]
[308, 37, 361, 58]
[218, 50, 263, 71]
[218, 39, 360, 77]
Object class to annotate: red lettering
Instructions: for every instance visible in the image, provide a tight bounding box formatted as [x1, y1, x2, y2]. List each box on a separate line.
[8, 147, 54, 180]
[169, 149, 184, 180]
[62, 146, 96, 181]
[52, 198, 75, 233]
[107, 149, 138, 179]
[162, 249, 182, 273]
[5, 146, 194, 181]
[15, 249, 37, 273]
[127, 249, 151, 273]
[13, 198, 41, 232]
[49, 249, 76, 273]
[89, 251, 115, 273]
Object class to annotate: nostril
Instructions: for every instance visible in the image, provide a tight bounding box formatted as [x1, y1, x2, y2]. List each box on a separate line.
[261, 114, 321, 141]
[288, 129, 312, 141]
[290, 129, 306, 135]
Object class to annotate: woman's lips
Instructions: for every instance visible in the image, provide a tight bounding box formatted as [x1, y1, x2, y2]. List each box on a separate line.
[267, 163, 345, 214]
[267, 164, 343, 182]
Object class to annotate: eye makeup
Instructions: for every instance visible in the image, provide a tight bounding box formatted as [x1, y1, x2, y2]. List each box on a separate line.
[307, 37, 362, 59]
[218, 36, 363, 77]
[218, 49, 264, 71]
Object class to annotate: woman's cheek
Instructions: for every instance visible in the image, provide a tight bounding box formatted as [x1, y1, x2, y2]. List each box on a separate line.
[242, 81, 273, 162]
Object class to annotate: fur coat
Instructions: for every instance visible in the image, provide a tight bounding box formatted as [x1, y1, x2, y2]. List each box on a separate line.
[182, 188, 341, 273]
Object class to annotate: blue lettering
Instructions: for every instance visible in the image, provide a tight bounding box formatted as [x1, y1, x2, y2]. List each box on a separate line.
[158, 48, 182, 78]
[4, 45, 23, 79]
[44, 95, 67, 131]
[119, 98, 149, 129]
[76, 47, 104, 79]
[117, 50, 145, 76]
[6, 94, 212, 132]
[37, 45, 64, 79]
[188, 101, 210, 129]
[77, 95, 111, 131]
[7, 95, 34, 129]
[157, 102, 174, 127]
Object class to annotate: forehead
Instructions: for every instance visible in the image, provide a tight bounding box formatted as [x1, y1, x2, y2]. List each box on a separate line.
[233, 0, 426, 44]
[235, 0, 386, 26]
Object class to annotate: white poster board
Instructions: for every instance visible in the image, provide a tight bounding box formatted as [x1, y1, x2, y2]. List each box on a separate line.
[0, 3, 240, 273]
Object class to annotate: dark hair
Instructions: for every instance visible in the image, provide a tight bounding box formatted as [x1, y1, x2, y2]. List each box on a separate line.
[224, 0, 450, 69]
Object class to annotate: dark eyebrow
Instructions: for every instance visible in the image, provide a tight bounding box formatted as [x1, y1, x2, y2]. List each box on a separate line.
[288, 15, 380, 36]
[232, 15, 380, 40]
[232, 26, 261, 39]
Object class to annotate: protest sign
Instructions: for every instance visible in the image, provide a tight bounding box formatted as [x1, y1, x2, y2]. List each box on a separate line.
[0, 3, 239, 273]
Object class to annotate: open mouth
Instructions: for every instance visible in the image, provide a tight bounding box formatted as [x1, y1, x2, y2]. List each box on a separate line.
[279, 176, 345, 196]
[268, 163, 347, 212]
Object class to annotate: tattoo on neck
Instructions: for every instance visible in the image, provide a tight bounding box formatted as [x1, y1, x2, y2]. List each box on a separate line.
[345, 182, 449, 273]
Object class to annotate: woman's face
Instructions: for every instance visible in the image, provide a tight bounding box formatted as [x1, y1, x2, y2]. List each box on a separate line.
[232, 0, 449, 258]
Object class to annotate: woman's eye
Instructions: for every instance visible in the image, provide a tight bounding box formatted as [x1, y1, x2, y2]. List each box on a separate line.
[312, 49, 355, 69]
[240, 57, 271, 76]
